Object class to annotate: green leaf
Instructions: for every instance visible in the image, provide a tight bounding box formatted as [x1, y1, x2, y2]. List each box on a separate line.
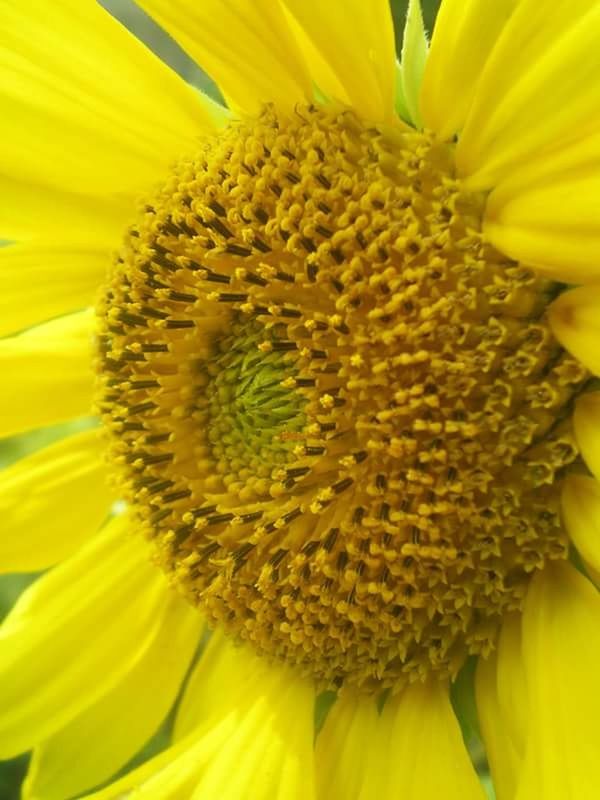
[397, 0, 428, 127]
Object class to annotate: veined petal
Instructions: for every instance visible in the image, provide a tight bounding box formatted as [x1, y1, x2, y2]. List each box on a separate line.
[493, 614, 528, 756]
[315, 693, 380, 800]
[0, 310, 95, 438]
[573, 392, 600, 480]
[483, 132, 600, 283]
[0, 176, 133, 246]
[174, 632, 260, 741]
[23, 599, 203, 800]
[85, 716, 240, 800]
[0, 428, 113, 574]
[0, 244, 109, 336]
[0, 515, 168, 758]
[475, 613, 527, 800]
[136, 0, 311, 115]
[281, 0, 397, 123]
[86, 649, 316, 800]
[561, 475, 600, 580]
[0, 0, 219, 197]
[189, 657, 315, 800]
[421, 0, 519, 140]
[515, 562, 600, 799]
[547, 286, 600, 376]
[378, 680, 486, 799]
[475, 651, 520, 800]
[457, 1, 600, 189]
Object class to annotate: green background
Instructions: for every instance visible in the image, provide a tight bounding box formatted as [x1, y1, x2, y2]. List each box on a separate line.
[0, 3, 501, 800]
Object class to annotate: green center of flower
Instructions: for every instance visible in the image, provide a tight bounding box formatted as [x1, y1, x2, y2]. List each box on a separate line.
[203, 319, 307, 480]
[96, 104, 587, 692]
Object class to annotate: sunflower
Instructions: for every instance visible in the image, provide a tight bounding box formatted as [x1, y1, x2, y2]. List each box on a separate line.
[1, 0, 600, 797]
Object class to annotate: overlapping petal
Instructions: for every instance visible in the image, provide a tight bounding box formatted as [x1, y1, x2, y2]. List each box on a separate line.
[23, 599, 203, 800]
[0, 244, 109, 336]
[281, 0, 397, 123]
[421, 0, 518, 139]
[136, 0, 311, 115]
[0, 515, 169, 758]
[515, 563, 600, 798]
[548, 286, 600, 376]
[0, 428, 113, 573]
[0, 0, 220, 199]
[457, 0, 600, 190]
[0, 310, 95, 438]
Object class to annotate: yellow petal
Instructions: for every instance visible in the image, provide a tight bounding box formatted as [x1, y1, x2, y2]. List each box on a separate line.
[1, 0, 219, 196]
[515, 562, 600, 799]
[475, 613, 527, 800]
[174, 632, 261, 741]
[23, 599, 203, 800]
[421, 0, 519, 140]
[315, 693, 380, 800]
[483, 132, 600, 283]
[281, 0, 397, 123]
[493, 614, 528, 756]
[547, 286, 600, 376]
[561, 475, 600, 581]
[86, 649, 316, 800]
[475, 652, 520, 800]
[0, 176, 132, 246]
[457, 1, 600, 189]
[378, 680, 486, 799]
[0, 310, 94, 438]
[0, 428, 113, 574]
[189, 658, 315, 800]
[0, 244, 108, 336]
[85, 716, 240, 800]
[136, 0, 311, 115]
[573, 391, 600, 480]
[0, 514, 168, 758]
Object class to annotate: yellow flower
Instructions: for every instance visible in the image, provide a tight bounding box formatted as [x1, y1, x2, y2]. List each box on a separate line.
[1, 0, 600, 798]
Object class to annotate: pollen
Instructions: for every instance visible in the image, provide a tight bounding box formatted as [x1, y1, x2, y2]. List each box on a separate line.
[96, 105, 588, 692]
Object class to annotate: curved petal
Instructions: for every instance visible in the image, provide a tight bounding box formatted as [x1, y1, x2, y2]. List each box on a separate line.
[0, 428, 113, 574]
[561, 475, 600, 581]
[0, 244, 109, 336]
[0, 515, 168, 758]
[23, 599, 203, 800]
[85, 649, 316, 800]
[281, 0, 397, 123]
[0, 176, 133, 247]
[515, 562, 600, 799]
[174, 632, 253, 741]
[547, 286, 600, 376]
[573, 392, 600, 480]
[136, 0, 311, 115]
[476, 612, 527, 800]
[314, 693, 380, 800]
[379, 680, 486, 799]
[0, 0, 219, 197]
[421, 0, 519, 139]
[457, 1, 600, 189]
[483, 132, 600, 283]
[0, 310, 95, 438]
[475, 651, 521, 800]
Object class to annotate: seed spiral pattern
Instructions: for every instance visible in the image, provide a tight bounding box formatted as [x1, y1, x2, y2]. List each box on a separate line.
[97, 105, 587, 691]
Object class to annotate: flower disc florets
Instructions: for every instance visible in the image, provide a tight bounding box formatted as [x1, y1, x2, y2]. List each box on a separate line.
[97, 105, 586, 691]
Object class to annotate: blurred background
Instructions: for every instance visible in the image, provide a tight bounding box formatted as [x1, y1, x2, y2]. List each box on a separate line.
[1, 3, 498, 799]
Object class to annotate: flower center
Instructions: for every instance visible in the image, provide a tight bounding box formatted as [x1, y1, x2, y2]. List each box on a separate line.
[97, 105, 587, 691]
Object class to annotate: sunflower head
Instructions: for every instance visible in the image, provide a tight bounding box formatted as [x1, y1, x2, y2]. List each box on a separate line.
[97, 103, 585, 691]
